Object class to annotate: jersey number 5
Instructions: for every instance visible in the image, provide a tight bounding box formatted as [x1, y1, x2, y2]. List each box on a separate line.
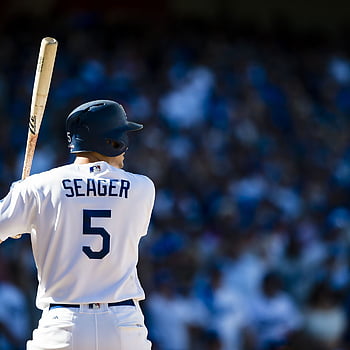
[83, 209, 111, 259]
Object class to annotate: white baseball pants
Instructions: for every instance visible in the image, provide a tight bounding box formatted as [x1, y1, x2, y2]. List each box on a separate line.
[27, 301, 152, 350]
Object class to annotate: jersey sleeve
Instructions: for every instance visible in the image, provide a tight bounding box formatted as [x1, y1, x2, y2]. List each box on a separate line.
[140, 176, 155, 237]
[0, 180, 38, 241]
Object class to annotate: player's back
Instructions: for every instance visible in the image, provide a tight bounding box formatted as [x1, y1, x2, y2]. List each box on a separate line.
[26, 161, 155, 309]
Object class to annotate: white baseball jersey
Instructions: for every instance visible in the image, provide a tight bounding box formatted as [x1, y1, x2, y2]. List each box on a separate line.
[0, 161, 155, 310]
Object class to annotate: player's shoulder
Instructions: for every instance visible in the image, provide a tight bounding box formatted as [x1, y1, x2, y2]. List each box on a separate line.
[34, 163, 73, 177]
[118, 169, 155, 198]
[22, 164, 75, 186]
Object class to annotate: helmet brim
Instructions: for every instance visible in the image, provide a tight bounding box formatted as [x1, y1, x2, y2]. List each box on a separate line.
[126, 121, 143, 131]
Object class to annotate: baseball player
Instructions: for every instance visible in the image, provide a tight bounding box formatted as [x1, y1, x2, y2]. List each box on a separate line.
[0, 100, 155, 350]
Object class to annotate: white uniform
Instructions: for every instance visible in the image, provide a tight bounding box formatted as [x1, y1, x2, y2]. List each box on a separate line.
[0, 161, 155, 350]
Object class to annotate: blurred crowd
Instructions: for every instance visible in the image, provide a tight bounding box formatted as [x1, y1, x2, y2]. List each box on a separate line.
[0, 12, 350, 350]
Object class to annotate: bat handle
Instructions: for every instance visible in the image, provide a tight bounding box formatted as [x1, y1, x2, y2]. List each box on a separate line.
[22, 133, 38, 179]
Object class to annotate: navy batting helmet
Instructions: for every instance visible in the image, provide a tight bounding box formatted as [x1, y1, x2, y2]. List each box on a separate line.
[66, 100, 143, 157]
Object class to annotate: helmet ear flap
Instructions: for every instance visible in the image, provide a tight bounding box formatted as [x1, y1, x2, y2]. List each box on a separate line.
[105, 139, 128, 154]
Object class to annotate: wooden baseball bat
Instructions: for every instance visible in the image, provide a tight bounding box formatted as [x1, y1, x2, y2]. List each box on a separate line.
[22, 37, 58, 179]
[11, 37, 57, 240]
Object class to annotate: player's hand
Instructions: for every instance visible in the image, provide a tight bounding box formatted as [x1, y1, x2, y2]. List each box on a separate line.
[11, 234, 22, 239]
